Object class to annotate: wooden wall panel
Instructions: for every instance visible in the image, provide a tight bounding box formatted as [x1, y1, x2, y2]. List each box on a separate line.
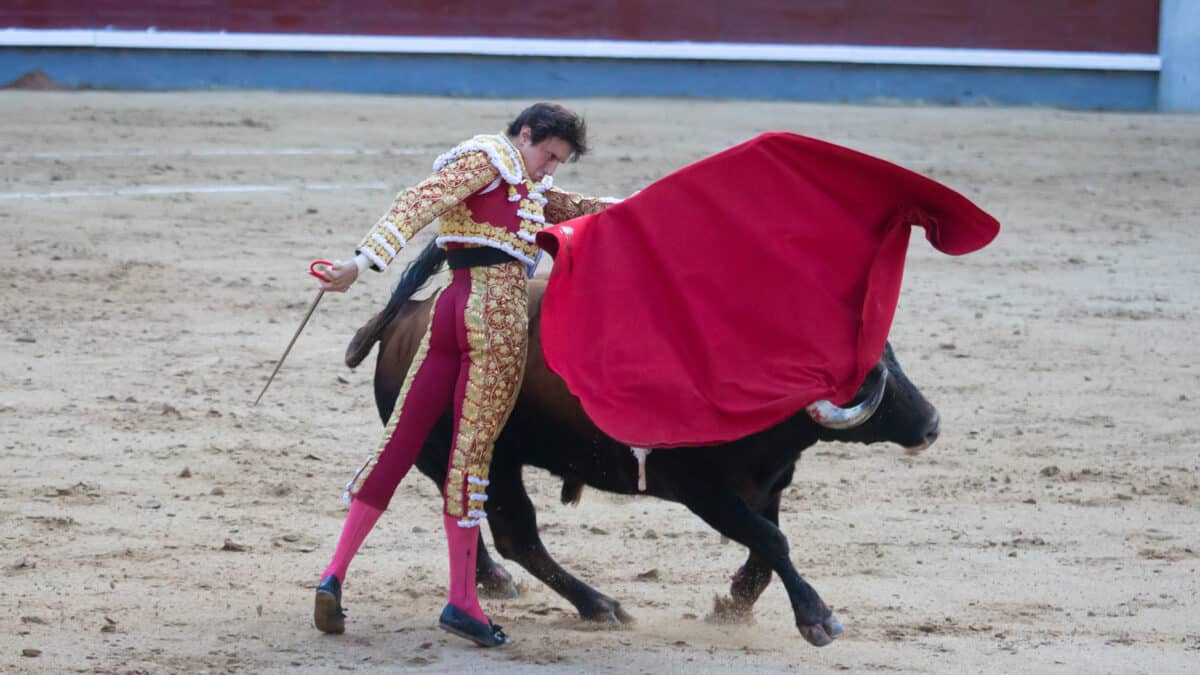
[0, 1, 1161, 53]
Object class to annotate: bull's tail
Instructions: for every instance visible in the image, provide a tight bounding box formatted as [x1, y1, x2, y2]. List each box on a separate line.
[344, 241, 447, 368]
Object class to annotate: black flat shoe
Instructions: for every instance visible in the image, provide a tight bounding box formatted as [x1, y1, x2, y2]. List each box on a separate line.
[314, 574, 346, 635]
[437, 603, 511, 647]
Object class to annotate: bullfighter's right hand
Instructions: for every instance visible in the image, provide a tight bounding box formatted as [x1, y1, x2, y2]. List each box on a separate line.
[315, 259, 359, 293]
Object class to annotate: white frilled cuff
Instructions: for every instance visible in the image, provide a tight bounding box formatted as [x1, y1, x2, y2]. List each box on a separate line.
[352, 253, 371, 276]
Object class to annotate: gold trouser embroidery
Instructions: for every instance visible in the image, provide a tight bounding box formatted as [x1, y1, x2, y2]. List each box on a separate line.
[445, 262, 528, 518]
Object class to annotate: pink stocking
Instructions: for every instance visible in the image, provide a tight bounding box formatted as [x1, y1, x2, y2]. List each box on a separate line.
[322, 499, 384, 583]
[443, 513, 486, 623]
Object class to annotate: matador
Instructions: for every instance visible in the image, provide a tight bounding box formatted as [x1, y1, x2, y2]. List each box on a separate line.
[309, 103, 615, 647]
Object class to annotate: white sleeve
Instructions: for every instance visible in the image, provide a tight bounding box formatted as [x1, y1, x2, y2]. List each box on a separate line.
[353, 253, 372, 276]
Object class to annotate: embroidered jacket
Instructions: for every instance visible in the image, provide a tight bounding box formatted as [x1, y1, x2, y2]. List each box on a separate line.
[356, 133, 615, 276]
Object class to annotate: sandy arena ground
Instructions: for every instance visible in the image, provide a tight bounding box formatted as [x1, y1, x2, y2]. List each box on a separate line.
[1, 92, 1197, 674]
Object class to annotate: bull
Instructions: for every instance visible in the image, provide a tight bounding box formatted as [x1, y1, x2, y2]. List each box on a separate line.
[345, 242, 941, 647]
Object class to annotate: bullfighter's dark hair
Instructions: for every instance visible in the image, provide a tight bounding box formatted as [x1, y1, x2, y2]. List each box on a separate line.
[506, 102, 588, 161]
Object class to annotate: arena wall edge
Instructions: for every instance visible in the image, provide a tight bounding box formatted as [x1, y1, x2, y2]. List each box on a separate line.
[0, 47, 1161, 111]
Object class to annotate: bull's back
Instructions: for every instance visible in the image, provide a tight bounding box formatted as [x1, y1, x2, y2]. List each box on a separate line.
[374, 296, 436, 420]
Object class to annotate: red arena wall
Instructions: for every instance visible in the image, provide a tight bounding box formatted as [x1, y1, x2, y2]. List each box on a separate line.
[1, 0, 1160, 54]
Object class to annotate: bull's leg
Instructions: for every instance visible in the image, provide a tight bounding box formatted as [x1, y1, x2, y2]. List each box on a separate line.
[672, 475, 841, 646]
[473, 536, 518, 598]
[484, 454, 634, 625]
[413, 436, 517, 599]
[714, 489, 782, 621]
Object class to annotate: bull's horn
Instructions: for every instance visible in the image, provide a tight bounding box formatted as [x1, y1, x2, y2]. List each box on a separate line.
[805, 368, 890, 429]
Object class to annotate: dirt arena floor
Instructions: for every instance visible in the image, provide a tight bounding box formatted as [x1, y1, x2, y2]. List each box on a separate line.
[1, 91, 1197, 674]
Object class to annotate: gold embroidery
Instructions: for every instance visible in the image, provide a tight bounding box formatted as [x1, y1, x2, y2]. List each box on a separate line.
[445, 262, 529, 517]
[446, 468, 466, 517]
[437, 206, 544, 262]
[439, 134, 524, 182]
[543, 186, 616, 224]
[357, 152, 500, 270]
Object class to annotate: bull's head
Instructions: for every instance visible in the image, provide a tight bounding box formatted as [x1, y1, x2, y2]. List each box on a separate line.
[805, 343, 940, 451]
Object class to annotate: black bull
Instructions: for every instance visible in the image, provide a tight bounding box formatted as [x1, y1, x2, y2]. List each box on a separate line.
[345, 244, 941, 647]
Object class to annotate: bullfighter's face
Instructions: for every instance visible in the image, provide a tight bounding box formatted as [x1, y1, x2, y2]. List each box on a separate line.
[513, 125, 572, 182]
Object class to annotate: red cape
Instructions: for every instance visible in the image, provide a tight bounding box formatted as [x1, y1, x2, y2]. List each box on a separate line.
[536, 132, 999, 448]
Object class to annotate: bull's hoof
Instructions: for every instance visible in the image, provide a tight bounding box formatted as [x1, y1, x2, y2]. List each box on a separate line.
[581, 599, 635, 626]
[478, 564, 519, 599]
[798, 611, 843, 647]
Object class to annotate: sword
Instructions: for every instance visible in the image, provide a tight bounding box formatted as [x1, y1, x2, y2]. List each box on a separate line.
[253, 260, 333, 406]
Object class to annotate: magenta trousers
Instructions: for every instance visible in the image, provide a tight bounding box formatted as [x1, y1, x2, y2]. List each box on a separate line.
[346, 260, 528, 525]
